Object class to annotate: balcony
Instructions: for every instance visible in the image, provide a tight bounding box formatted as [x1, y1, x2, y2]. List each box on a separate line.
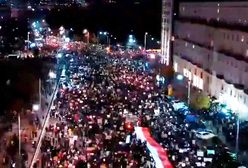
[177, 16, 248, 33]
[244, 88, 248, 95]
[217, 48, 245, 62]
[216, 74, 224, 80]
[174, 36, 213, 50]
[234, 83, 244, 90]
[175, 36, 248, 63]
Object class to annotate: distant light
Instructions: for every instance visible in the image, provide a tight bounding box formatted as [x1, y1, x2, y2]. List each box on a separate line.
[83, 29, 88, 34]
[129, 35, 133, 38]
[156, 74, 160, 81]
[99, 32, 103, 35]
[49, 71, 56, 79]
[129, 39, 134, 43]
[30, 43, 36, 48]
[32, 22, 36, 28]
[32, 104, 39, 111]
[42, 19, 45, 23]
[65, 37, 70, 43]
[57, 53, 62, 58]
[151, 38, 154, 40]
[138, 46, 142, 50]
[176, 74, 184, 81]
[150, 53, 155, 59]
[104, 32, 107, 35]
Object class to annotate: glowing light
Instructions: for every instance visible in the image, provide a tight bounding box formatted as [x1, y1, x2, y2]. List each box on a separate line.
[65, 37, 70, 43]
[32, 104, 39, 111]
[57, 53, 62, 58]
[49, 71, 56, 79]
[150, 53, 156, 59]
[83, 29, 88, 34]
[176, 74, 184, 81]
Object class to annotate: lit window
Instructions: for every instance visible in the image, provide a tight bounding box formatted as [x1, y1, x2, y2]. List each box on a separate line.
[192, 45, 195, 49]
[241, 36, 244, 42]
[217, 8, 220, 13]
[174, 62, 178, 72]
[198, 78, 203, 90]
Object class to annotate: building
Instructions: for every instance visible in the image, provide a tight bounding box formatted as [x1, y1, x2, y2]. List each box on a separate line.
[161, 0, 173, 65]
[173, 2, 248, 120]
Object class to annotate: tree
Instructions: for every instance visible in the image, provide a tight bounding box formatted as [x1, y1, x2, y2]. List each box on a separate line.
[191, 92, 211, 110]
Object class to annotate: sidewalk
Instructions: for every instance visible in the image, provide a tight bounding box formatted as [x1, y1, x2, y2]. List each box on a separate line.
[205, 120, 248, 166]
[0, 83, 55, 168]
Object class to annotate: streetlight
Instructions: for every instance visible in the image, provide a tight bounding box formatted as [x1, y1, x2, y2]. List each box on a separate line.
[99, 31, 108, 45]
[144, 32, 148, 50]
[235, 115, 240, 155]
[32, 104, 40, 111]
[83, 29, 89, 44]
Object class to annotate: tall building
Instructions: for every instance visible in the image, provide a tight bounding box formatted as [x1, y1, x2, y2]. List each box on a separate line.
[161, 0, 173, 65]
[173, 2, 248, 120]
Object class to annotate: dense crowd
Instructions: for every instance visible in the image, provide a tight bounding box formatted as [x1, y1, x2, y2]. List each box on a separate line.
[37, 53, 156, 168]
[31, 49, 246, 168]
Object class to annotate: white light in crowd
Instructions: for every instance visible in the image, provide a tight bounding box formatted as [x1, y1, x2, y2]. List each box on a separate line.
[49, 71, 56, 79]
[65, 37, 70, 43]
[57, 53, 62, 58]
[129, 39, 134, 43]
[83, 29, 88, 34]
[176, 74, 184, 81]
[150, 53, 156, 59]
[32, 104, 39, 111]
[138, 46, 142, 50]
[30, 43, 36, 48]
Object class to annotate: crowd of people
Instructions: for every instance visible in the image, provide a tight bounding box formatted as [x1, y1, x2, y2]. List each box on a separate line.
[37, 53, 156, 168]
[32, 48, 246, 168]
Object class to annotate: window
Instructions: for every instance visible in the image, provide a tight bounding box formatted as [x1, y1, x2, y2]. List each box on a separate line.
[244, 97, 246, 104]
[221, 85, 224, 90]
[237, 34, 239, 41]
[174, 62, 178, 72]
[200, 72, 203, 78]
[230, 90, 232, 96]
[241, 36, 244, 42]
[195, 69, 197, 75]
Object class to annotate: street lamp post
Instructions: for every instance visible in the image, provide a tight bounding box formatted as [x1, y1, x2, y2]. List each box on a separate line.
[187, 80, 191, 105]
[83, 29, 89, 44]
[144, 32, 148, 50]
[235, 116, 240, 155]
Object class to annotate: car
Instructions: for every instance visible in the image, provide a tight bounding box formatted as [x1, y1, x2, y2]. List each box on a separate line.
[195, 129, 216, 140]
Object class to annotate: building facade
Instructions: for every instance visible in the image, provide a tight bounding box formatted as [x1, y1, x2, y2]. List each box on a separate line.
[173, 2, 248, 120]
[161, 0, 173, 65]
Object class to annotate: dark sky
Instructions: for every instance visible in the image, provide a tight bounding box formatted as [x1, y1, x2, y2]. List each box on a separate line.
[46, 0, 162, 43]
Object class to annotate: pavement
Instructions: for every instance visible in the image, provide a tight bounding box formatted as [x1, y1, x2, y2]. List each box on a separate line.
[0, 82, 55, 168]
